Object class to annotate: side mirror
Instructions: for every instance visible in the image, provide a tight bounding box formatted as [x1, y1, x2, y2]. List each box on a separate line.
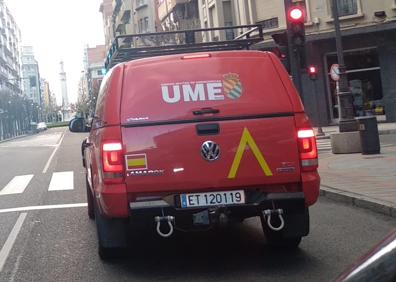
[69, 118, 91, 133]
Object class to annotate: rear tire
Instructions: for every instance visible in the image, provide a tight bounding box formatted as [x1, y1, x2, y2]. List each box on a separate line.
[264, 230, 302, 249]
[94, 201, 128, 260]
[86, 177, 94, 220]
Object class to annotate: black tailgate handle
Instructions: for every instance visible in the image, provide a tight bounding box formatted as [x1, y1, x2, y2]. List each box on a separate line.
[193, 107, 219, 115]
[196, 123, 219, 136]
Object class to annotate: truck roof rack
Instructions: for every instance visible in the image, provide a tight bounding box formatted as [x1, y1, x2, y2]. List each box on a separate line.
[105, 25, 264, 70]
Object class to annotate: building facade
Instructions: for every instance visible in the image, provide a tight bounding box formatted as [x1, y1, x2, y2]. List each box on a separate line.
[110, 0, 157, 38]
[134, 0, 157, 33]
[21, 46, 41, 105]
[157, 0, 200, 31]
[40, 78, 50, 108]
[198, 0, 254, 41]
[83, 45, 106, 113]
[0, 1, 21, 94]
[196, 0, 396, 124]
[100, 0, 114, 51]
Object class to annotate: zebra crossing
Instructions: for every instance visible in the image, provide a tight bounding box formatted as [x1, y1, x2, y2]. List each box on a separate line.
[316, 138, 395, 153]
[316, 138, 332, 152]
[0, 175, 34, 196]
[0, 171, 77, 196]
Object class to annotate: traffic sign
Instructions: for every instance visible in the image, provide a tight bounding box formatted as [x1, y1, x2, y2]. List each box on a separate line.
[330, 64, 340, 81]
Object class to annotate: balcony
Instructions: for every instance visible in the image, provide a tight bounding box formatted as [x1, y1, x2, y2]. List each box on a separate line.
[115, 23, 126, 35]
[158, 0, 189, 21]
[135, 0, 148, 11]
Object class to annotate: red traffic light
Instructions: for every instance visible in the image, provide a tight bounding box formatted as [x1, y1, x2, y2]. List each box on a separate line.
[308, 65, 318, 80]
[308, 66, 317, 74]
[288, 7, 304, 22]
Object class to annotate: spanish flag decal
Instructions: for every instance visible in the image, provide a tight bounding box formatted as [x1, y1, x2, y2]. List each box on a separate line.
[125, 154, 147, 171]
[228, 128, 273, 179]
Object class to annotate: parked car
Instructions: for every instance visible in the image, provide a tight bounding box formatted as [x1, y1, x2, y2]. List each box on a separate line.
[336, 229, 396, 282]
[69, 49, 320, 259]
[36, 122, 47, 132]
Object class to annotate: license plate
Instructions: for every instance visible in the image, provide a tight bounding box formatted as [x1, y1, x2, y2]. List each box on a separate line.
[180, 190, 245, 208]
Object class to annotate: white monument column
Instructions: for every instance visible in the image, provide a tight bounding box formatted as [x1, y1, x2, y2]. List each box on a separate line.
[59, 61, 70, 120]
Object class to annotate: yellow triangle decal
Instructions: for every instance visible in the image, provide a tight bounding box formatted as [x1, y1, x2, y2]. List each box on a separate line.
[227, 127, 273, 179]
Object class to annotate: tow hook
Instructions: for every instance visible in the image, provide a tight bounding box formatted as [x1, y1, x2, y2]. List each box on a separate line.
[262, 209, 285, 231]
[154, 216, 175, 238]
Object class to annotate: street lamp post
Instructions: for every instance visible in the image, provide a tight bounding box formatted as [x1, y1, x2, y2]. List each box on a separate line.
[331, 0, 358, 132]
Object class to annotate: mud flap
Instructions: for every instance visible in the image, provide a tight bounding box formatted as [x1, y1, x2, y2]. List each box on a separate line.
[262, 208, 310, 238]
[281, 208, 310, 238]
[95, 204, 129, 249]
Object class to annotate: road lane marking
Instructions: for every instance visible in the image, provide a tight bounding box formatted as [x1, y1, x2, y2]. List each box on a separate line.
[0, 203, 87, 214]
[0, 213, 27, 272]
[48, 171, 74, 191]
[0, 175, 34, 196]
[42, 129, 66, 174]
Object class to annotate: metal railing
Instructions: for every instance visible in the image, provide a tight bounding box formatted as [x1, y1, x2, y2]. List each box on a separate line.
[105, 25, 264, 70]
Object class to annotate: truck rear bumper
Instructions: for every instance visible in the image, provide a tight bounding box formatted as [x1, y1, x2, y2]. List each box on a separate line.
[128, 191, 309, 236]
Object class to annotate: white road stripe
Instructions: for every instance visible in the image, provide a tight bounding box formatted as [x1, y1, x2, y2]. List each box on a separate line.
[317, 139, 332, 151]
[0, 175, 34, 196]
[48, 171, 74, 191]
[42, 129, 66, 173]
[0, 213, 27, 272]
[0, 203, 87, 214]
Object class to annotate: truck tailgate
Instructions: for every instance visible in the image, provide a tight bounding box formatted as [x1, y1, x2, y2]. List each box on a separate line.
[122, 116, 300, 194]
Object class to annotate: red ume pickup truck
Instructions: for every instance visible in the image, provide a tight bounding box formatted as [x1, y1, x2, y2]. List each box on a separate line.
[69, 27, 320, 259]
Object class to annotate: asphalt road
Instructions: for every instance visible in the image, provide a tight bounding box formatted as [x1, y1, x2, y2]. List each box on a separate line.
[0, 128, 395, 281]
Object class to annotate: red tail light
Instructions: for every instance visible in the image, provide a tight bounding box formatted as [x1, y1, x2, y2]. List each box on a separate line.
[297, 129, 318, 171]
[102, 142, 124, 183]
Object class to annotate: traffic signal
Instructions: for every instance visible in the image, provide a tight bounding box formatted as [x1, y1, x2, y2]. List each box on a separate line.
[287, 6, 305, 47]
[308, 65, 318, 80]
[287, 5, 306, 69]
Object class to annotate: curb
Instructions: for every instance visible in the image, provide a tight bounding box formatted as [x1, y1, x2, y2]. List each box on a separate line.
[320, 185, 396, 218]
[0, 134, 29, 144]
[316, 129, 396, 140]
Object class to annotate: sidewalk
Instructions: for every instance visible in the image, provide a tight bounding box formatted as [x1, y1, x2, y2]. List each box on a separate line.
[318, 143, 396, 217]
[314, 122, 396, 139]
[0, 133, 28, 144]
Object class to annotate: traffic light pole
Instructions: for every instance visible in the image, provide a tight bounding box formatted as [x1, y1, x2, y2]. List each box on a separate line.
[331, 0, 358, 132]
[283, 0, 304, 100]
[290, 44, 304, 101]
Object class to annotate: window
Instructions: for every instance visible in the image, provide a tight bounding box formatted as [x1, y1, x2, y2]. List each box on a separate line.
[326, 48, 382, 119]
[138, 18, 143, 33]
[144, 17, 149, 33]
[333, 0, 358, 17]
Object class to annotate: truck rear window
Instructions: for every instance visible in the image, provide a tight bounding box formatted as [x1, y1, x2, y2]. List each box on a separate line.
[120, 53, 293, 124]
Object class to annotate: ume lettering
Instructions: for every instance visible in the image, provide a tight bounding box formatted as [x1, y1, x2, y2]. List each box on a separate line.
[161, 82, 224, 103]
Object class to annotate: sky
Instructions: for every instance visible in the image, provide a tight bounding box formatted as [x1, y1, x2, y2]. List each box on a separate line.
[6, 0, 105, 105]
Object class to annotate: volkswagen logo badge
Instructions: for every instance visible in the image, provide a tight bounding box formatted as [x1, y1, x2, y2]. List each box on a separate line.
[201, 141, 220, 161]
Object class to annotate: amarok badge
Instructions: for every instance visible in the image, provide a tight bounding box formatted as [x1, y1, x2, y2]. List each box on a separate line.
[223, 73, 243, 100]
